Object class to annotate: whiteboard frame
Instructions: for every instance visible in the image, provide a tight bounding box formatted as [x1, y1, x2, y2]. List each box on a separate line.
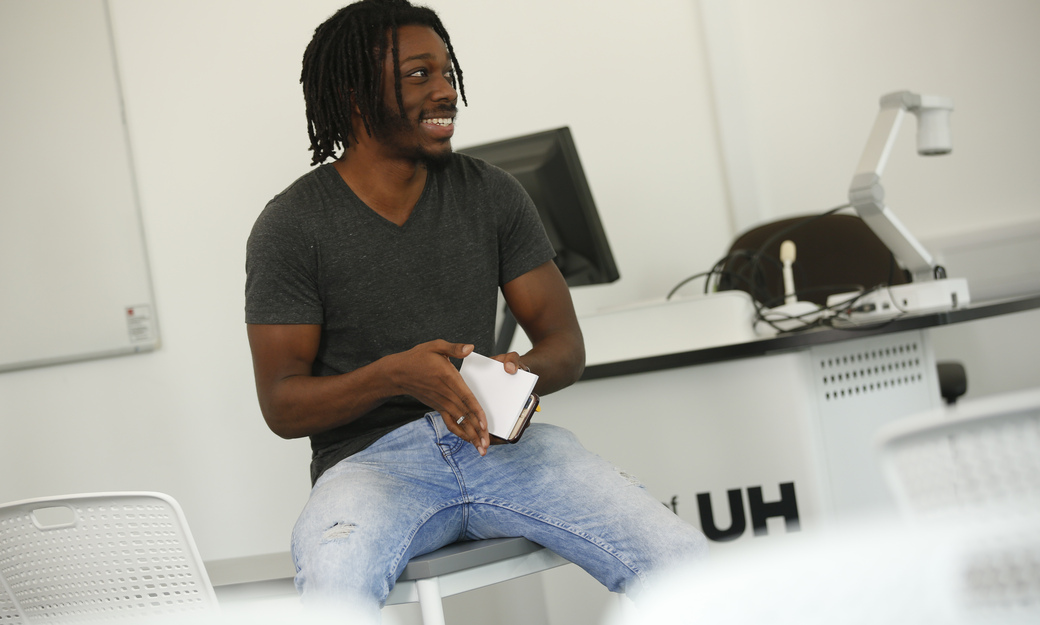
[0, 0, 159, 373]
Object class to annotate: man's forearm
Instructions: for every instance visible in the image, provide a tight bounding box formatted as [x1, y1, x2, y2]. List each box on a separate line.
[254, 338, 492, 455]
[521, 329, 585, 396]
[259, 358, 397, 439]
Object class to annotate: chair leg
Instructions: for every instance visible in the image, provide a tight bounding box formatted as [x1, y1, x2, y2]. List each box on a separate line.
[615, 592, 636, 620]
[415, 577, 447, 625]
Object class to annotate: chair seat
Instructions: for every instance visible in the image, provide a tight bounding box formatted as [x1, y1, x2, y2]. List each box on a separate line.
[397, 537, 549, 580]
[209, 537, 572, 621]
[387, 537, 569, 605]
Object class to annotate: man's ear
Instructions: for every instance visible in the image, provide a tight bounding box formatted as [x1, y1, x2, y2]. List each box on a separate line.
[344, 91, 375, 146]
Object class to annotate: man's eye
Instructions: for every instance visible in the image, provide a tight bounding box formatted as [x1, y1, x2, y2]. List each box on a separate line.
[407, 68, 428, 78]
[445, 71, 456, 87]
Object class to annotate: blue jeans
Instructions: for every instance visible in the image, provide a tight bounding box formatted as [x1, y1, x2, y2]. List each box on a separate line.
[291, 414, 708, 615]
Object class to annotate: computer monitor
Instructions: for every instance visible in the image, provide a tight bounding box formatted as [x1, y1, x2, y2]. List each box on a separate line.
[459, 126, 620, 353]
[459, 126, 620, 287]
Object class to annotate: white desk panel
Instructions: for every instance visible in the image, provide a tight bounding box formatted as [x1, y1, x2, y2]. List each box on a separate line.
[539, 328, 941, 549]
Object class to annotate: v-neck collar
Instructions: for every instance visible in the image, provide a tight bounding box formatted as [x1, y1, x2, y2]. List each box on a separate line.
[326, 163, 433, 232]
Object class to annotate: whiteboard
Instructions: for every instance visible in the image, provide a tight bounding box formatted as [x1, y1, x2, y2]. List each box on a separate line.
[0, 0, 158, 373]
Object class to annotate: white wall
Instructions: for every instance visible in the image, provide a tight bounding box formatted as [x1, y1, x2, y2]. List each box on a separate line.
[712, 0, 1040, 235]
[1, 2, 1038, 623]
[706, 0, 1040, 400]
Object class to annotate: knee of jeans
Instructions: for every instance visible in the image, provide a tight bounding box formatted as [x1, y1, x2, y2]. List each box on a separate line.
[294, 521, 394, 606]
[320, 521, 358, 543]
[658, 517, 711, 567]
[525, 422, 584, 451]
[614, 467, 646, 489]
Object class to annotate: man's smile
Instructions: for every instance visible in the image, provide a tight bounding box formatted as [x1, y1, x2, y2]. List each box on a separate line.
[420, 114, 455, 140]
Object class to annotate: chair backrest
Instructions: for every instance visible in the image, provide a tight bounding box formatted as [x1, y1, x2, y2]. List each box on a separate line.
[0, 492, 217, 623]
[717, 213, 909, 307]
[877, 387, 1040, 520]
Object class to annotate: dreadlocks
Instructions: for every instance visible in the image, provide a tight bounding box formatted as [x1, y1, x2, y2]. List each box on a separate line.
[301, 0, 467, 166]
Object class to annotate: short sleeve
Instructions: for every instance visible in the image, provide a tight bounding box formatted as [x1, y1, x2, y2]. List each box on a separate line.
[244, 199, 325, 325]
[486, 167, 556, 285]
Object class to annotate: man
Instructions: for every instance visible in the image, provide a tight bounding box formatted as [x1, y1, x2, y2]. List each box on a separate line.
[245, 0, 707, 617]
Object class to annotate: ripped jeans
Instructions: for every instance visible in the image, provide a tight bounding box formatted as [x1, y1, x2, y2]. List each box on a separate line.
[290, 414, 708, 615]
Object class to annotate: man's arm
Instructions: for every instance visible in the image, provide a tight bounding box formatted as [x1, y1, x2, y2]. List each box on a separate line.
[246, 324, 491, 454]
[497, 260, 585, 394]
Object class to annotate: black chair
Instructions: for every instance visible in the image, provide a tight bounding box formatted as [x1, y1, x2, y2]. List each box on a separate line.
[717, 213, 966, 403]
[716, 213, 908, 308]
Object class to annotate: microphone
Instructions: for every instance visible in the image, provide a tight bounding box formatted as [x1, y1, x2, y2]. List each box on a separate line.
[753, 238, 822, 336]
[780, 240, 797, 305]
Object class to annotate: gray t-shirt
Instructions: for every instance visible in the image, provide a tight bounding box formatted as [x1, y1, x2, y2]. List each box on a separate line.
[245, 154, 555, 483]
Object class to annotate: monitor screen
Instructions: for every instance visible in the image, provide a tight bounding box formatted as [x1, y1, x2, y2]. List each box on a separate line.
[459, 126, 620, 287]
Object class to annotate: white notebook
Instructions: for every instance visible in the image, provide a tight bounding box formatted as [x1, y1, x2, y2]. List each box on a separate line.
[459, 352, 538, 440]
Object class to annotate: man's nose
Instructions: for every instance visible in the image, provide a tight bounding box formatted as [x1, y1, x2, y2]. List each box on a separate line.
[432, 73, 457, 103]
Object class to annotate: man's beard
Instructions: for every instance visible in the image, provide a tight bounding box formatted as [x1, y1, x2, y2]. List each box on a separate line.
[370, 105, 454, 170]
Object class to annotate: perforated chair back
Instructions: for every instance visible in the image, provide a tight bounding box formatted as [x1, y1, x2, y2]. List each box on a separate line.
[877, 387, 1040, 520]
[0, 492, 218, 623]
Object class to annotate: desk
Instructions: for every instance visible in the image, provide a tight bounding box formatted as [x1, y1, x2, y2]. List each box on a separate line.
[533, 294, 1040, 546]
[582, 294, 1040, 380]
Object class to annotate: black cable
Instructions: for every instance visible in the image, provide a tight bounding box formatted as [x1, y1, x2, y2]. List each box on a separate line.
[756, 282, 881, 335]
[665, 270, 716, 301]
[666, 248, 782, 301]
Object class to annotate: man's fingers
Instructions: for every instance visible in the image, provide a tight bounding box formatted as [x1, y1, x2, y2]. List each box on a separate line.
[404, 339, 488, 454]
[431, 340, 474, 360]
[443, 410, 488, 456]
[492, 351, 528, 375]
[456, 403, 489, 443]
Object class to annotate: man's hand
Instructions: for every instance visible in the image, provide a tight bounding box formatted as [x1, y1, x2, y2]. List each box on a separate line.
[247, 324, 492, 452]
[492, 351, 531, 375]
[391, 340, 490, 456]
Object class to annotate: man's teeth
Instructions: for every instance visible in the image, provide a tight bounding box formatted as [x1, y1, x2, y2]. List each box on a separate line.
[424, 118, 454, 126]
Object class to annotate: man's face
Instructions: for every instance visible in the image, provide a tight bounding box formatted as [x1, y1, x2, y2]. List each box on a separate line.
[370, 24, 458, 166]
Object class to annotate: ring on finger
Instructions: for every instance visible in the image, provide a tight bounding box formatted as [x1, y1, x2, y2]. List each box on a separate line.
[456, 415, 466, 425]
